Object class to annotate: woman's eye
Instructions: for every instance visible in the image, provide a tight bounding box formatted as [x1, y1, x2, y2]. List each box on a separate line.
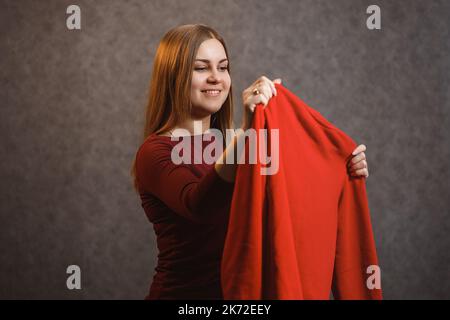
[194, 66, 228, 71]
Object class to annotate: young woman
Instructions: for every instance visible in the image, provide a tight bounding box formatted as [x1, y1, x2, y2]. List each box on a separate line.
[132, 24, 369, 300]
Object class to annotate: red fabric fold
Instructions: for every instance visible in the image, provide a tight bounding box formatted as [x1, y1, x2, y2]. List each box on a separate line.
[221, 83, 382, 300]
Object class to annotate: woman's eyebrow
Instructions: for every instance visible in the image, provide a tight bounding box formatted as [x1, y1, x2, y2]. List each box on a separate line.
[195, 58, 228, 63]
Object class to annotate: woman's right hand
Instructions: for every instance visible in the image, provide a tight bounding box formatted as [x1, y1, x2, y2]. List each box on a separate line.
[241, 76, 282, 130]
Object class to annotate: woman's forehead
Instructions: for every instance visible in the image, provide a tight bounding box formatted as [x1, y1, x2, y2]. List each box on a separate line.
[196, 39, 227, 61]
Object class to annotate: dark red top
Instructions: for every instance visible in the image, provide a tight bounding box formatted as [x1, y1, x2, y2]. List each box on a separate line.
[135, 132, 234, 299]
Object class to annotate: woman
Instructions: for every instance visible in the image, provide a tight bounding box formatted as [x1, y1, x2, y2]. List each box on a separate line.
[132, 24, 369, 299]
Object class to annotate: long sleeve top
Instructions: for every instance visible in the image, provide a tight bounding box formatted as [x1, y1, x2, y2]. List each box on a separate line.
[221, 83, 382, 300]
[135, 132, 234, 299]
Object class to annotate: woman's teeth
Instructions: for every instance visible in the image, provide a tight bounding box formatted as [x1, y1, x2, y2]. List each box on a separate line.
[202, 90, 221, 96]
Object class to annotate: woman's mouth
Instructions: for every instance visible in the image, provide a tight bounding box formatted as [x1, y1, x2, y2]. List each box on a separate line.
[201, 90, 221, 97]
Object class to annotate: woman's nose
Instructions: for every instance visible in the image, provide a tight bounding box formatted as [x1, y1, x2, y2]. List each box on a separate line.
[207, 69, 222, 83]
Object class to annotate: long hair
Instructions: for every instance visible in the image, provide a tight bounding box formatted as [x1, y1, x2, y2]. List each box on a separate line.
[131, 24, 234, 192]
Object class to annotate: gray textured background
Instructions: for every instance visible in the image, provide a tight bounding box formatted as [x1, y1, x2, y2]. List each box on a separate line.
[1, 0, 449, 299]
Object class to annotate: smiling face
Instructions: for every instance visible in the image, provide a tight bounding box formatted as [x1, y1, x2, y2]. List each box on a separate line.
[190, 38, 231, 119]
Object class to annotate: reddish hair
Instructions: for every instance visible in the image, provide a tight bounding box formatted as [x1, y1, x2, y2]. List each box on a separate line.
[131, 24, 234, 191]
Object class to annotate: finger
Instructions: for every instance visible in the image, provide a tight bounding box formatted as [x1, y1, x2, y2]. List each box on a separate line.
[352, 144, 367, 155]
[259, 94, 269, 107]
[268, 79, 277, 96]
[352, 144, 366, 155]
[244, 86, 268, 112]
[349, 160, 367, 171]
[261, 76, 276, 97]
[350, 152, 366, 164]
[272, 79, 281, 95]
[271, 80, 277, 96]
[246, 84, 268, 102]
[351, 168, 369, 177]
[252, 77, 271, 99]
[348, 153, 367, 170]
[259, 82, 273, 100]
[255, 77, 266, 89]
[354, 168, 369, 177]
[250, 92, 268, 109]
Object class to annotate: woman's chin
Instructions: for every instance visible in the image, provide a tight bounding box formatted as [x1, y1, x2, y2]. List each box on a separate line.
[192, 104, 223, 117]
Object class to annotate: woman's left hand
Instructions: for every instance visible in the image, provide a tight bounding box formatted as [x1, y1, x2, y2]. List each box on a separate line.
[348, 144, 369, 178]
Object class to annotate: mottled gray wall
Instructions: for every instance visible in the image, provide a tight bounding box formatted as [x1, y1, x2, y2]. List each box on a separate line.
[1, 0, 449, 299]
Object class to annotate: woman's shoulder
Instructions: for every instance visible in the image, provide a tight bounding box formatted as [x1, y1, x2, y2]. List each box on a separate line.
[144, 132, 173, 143]
[136, 134, 174, 159]
[134, 135, 177, 191]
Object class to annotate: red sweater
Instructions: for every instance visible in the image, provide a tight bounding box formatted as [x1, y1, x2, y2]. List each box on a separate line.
[221, 83, 382, 299]
[135, 133, 234, 299]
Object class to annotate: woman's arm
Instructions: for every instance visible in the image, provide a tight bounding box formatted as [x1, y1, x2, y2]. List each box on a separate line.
[214, 76, 281, 182]
[214, 77, 369, 181]
[136, 139, 233, 223]
[214, 129, 248, 182]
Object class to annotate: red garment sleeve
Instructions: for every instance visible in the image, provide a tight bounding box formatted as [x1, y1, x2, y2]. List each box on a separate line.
[135, 138, 234, 224]
[332, 174, 383, 299]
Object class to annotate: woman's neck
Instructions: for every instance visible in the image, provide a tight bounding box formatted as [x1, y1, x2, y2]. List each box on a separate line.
[171, 116, 211, 136]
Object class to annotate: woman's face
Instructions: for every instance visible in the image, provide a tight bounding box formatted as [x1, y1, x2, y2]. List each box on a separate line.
[190, 38, 231, 119]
